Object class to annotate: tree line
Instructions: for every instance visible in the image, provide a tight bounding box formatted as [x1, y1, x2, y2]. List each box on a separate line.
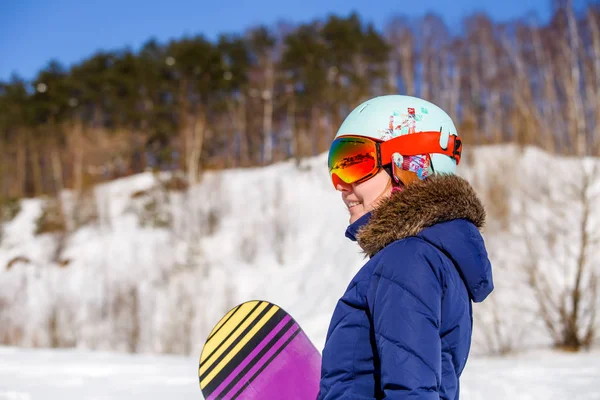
[1, 1, 599, 199]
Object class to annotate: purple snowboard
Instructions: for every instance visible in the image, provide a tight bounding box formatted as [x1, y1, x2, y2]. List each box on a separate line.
[199, 300, 321, 400]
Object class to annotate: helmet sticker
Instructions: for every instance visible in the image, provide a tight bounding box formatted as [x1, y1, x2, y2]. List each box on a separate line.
[379, 107, 434, 180]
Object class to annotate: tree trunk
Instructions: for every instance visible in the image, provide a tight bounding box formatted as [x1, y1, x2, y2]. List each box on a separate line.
[50, 139, 64, 194]
[566, 1, 587, 156]
[310, 106, 321, 156]
[0, 137, 4, 197]
[72, 121, 84, 195]
[186, 111, 206, 185]
[294, 118, 307, 164]
[469, 39, 480, 131]
[13, 130, 26, 198]
[287, 95, 296, 159]
[502, 32, 546, 148]
[226, 94, 246, 168]
[532, 25, 558, 153]
[239, 95, 249, 167]
[29, 132, 43, 196]
[420, 29, 430, 100]
[449, 52, 461, 125]
[587, 10, 600, 156]
[400, 30, 415, 96]
[262, 90, 273, 165]
[480, 28, 500, 143]
[262, 60, 275, 165]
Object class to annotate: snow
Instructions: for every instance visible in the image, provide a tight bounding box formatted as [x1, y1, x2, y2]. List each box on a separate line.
[0, 346, 197, 400]
[460, 349, 600, 400]
[0, 346, 599, 399]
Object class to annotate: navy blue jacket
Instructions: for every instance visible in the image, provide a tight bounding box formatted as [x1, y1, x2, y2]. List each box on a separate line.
[318, 175, 494, 400]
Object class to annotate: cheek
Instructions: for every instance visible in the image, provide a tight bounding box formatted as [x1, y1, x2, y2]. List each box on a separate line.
[355, 184, 379, 207]
[354, 172, 391, 209]
[363, 196, 378, 212]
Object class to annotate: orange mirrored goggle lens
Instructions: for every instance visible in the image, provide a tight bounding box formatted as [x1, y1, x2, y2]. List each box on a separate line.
[328, 136, 378, 187]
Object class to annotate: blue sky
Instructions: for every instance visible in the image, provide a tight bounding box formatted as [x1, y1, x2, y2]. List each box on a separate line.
[0, 0, 585, 81]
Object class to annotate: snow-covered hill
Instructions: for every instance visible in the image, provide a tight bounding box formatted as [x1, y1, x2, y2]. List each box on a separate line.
[0, 144, 599, 358]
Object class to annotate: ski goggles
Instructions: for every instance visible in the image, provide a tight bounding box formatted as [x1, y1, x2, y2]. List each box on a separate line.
[328, 131, 462, 188]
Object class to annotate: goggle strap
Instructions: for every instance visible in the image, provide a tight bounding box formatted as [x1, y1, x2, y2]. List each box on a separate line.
[379, 132, 462, 165]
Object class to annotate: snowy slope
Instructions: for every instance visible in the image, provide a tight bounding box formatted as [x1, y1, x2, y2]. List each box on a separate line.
[1, 345, 599, 400]
[0, 144, 599, 358]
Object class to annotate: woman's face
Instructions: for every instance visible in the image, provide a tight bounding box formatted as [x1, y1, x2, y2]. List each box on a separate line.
[336, 169, 393, 224]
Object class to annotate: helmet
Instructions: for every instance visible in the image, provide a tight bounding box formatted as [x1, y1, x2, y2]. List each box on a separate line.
[334, 95, 460, 175]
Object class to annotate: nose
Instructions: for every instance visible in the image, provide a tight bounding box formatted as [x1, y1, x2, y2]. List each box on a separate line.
[336, 183, 351, 192]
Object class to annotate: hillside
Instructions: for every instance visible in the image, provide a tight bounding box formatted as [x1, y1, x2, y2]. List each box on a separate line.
[1, 144, 599, 357]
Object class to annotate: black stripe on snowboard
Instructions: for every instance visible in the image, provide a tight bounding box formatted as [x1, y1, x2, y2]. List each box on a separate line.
[229, 327, 301, 400]
[215, 318, 296, 399]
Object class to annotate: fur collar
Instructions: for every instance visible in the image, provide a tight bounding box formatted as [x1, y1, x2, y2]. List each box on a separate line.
[356, 174, 486, 257]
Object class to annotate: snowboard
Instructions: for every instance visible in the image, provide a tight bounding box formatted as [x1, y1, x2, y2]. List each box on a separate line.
[198, 300, 322, 400]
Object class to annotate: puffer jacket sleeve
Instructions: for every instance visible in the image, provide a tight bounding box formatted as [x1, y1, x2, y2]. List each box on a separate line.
[367, 238, 443, 399]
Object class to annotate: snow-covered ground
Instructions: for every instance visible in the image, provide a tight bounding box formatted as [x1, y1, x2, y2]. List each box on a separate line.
[0, 345, 599, 400]
[0, 346, 197, 400]
[460, 349, 600, 400]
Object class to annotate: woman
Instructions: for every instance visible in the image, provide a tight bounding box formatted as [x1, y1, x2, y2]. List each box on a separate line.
[318, 95, 494, 400]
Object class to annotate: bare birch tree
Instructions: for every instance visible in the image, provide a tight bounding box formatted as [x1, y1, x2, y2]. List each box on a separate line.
[516, 160, 600, 350]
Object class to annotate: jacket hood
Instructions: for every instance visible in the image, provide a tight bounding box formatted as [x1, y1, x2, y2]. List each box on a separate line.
[417, 219, 493, 302]
[349, 174, 493, 302]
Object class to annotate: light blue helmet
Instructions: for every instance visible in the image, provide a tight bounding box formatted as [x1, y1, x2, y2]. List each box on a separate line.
[335, 95, 460, 175]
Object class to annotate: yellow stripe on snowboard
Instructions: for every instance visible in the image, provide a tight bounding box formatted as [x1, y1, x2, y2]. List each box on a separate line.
[201, 301, 261, 365]
[200, 301, 268, 375]
[207, 304, 240, 340]
[200, 304, 280, 388]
